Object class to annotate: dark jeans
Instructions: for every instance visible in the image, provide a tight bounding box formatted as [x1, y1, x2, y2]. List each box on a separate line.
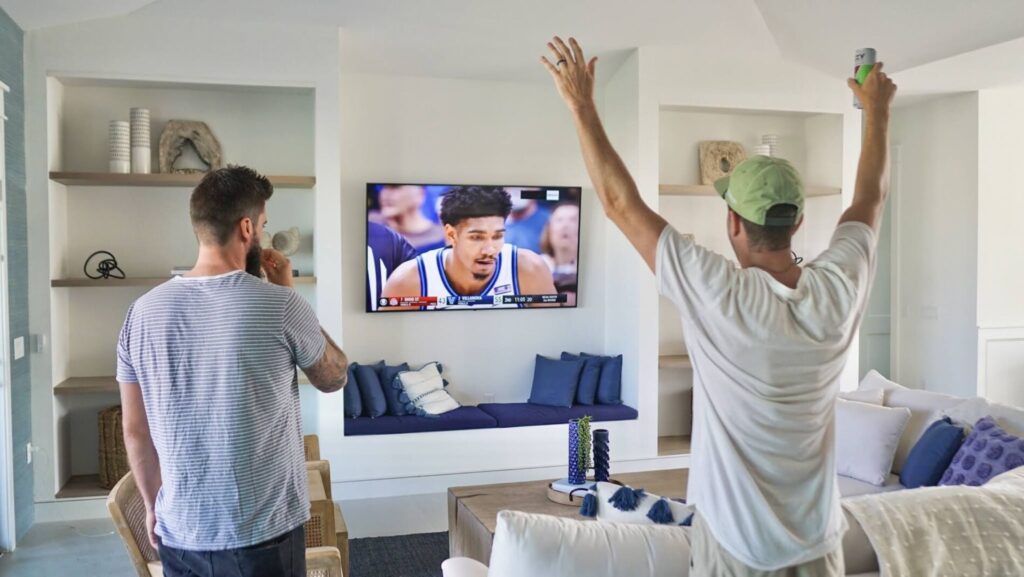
[158, 525, 305, 577]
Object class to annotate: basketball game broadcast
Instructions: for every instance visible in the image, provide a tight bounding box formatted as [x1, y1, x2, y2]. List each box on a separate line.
[365, 183, 582, 312]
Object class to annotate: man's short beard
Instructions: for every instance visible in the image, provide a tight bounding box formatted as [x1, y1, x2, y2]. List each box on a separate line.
[472, 273, 490, 281]
[245, 242, 262, 277]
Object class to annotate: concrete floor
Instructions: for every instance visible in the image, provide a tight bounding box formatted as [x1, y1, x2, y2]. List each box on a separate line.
[0, 518, 135, 577]
[0, 492, 449, 576]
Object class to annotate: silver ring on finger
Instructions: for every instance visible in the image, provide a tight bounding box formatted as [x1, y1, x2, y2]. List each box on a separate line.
[556, 59, 567, 67]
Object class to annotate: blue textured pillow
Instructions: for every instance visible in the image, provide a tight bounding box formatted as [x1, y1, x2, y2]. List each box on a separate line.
[561, 352, 600, 405]
[379, 362, 411, 416]
[528, 355, 584, 408]
[940, 416, 1024, 487]
[900, 417, 966, 489]
[581, 353, 623, 405]
[343, 363, 362, 418]
[354, 361, 387, 418]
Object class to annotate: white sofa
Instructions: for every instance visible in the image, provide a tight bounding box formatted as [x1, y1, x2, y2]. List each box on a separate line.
[443, 373, 1024, 577]
[443, 509, 885, 577]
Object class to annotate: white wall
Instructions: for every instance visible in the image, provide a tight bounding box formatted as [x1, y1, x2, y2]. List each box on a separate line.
[601, 51, 659, 450]
[977, 86, 1024, 328]
[338, 72, 607, 404]
[25, 15, 342, 502]
[890, 93, 979, 397]
[976, 85, 1024, 405]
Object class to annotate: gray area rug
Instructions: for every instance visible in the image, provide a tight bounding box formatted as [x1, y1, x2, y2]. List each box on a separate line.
[350, 532, 449, 577]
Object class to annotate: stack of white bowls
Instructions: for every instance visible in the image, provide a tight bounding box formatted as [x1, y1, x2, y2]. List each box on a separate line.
[130, 107, 151, 174]
[761, 134, 780, 157]
[108, 121, 130, 173]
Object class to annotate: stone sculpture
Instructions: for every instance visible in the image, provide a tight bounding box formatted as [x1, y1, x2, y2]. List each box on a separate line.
[158, 120, 224, 174]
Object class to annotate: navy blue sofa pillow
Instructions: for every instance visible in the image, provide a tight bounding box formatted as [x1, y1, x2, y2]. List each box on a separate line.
[581, 353, 623, 405]
[901, 416, 966, 489]
[561, 352, 600, 405]
[379, 362, 411, 416]
[354, 361, 388, 418]
[343, 363, 363, 418]
[528, 355, 584, 408]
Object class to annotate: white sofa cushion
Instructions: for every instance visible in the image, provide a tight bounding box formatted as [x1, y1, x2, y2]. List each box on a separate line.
[488, 511, 690, 577]
[858, 370, 964, 472]
[836, 399, 911, 486]
[840, 389, 884, 405]
[942, 396, 1024, 436]
[837, 473, 905, 498]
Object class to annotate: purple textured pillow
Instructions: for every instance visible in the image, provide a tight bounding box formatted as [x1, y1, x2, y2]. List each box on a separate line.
[939, 416, 1024, 487]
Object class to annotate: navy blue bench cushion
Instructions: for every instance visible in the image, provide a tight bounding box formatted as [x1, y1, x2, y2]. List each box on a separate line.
[344, 406, 498, 436]
[477, 403, 638, 428]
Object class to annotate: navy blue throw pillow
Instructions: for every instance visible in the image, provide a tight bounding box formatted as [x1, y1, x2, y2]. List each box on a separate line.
[528, 355, 584, 408]
[901, 416, 966, 489]
[343, 363, 363, 418]
[581, 352, 624, 405]
[379, 362, 411, 416]
[354, 361, 387, 418]
[562, 352, 600, 405]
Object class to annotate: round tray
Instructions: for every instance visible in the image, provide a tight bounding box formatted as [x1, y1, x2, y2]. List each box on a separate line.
[546, 483, 592, 507]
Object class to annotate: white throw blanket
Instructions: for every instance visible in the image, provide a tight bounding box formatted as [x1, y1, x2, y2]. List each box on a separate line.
[842, 467, 1024, 577]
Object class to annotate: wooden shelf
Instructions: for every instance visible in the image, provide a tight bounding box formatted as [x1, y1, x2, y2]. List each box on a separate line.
[658, 184, 719, 197]
[54, 377, 120, 395]
[659, 354, 692, 369]
[657, 435, 692, 457]
[49, 171, 315, 189]
[659, 184, 841, 198]
[52, 276, 317, 288]
[56, 475, 109, 499]
[56, 375, 312, 395]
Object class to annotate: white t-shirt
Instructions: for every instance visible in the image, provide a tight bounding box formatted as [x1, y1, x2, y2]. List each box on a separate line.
[657, 221, 877, 570]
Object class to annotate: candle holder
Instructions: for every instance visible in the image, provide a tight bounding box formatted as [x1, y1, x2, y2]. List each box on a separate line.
[594, 429, 610, 482]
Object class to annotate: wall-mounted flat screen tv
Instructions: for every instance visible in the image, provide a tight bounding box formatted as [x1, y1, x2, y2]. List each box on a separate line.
[366, 183, 582, 312]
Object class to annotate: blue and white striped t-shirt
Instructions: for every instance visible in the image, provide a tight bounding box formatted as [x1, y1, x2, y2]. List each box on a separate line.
[116, 270, 327, 550]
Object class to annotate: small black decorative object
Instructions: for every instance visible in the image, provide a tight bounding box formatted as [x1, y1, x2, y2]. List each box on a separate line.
[594, 429, 610, 482]
[84, 250, 126, 280]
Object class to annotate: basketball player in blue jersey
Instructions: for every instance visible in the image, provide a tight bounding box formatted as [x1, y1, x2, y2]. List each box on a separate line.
[382, 186, 557, 309]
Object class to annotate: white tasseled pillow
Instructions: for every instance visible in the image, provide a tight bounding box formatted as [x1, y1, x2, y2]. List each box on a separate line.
[395, 362, 460, 417]
[578, 482, 693, 526]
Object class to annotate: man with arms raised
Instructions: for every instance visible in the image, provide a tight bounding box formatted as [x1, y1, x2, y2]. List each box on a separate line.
[542, 37, 895, 575]
[383, 186, 557, 309]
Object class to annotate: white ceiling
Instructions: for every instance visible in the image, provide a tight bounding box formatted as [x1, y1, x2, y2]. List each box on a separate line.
[4, 0, 1024, 86]
[755, 0, 1024, 75]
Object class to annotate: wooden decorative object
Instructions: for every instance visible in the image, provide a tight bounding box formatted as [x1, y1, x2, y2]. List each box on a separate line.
[158, 119, 224, 174]
[699, 141, 747, 185]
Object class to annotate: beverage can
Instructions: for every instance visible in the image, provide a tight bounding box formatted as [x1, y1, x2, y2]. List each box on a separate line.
[853, 48, 877, 109]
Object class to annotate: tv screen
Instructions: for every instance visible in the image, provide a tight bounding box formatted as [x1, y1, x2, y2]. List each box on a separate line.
[366, 183, 582, 312]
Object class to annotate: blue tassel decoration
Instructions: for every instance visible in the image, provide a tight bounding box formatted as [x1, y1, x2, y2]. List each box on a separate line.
[679, 514, 694, 527]
[646, 498, 674, 524]
[579, 492, 598, 517]
[608, 486, 646, 511]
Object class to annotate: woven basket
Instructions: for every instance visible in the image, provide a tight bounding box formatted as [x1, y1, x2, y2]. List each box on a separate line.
[99, 405, 130, 489]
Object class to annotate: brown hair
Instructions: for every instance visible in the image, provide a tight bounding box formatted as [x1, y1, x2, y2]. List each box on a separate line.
[739, 204, 799, 251]
[190, 165, 273, 245]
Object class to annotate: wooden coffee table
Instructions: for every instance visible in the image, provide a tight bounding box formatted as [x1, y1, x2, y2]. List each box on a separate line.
[447, 468, 689, 564]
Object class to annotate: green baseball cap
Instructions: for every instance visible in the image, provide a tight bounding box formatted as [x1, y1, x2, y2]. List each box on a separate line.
[713, 156, 804, 226]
